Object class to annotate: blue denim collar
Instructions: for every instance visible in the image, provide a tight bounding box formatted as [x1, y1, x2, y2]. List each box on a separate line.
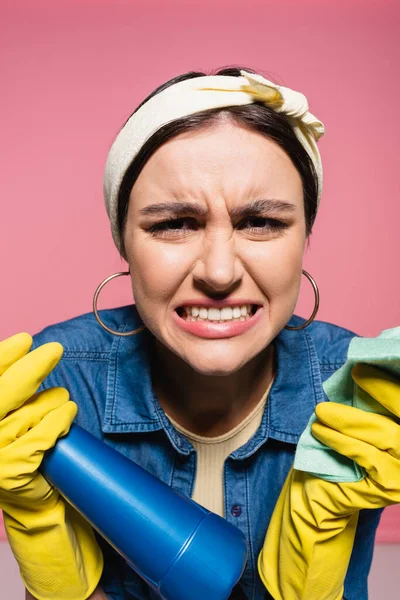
[102, 309, 324, 456]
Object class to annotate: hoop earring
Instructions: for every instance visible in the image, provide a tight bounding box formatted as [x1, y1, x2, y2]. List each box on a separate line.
[93, 271, 146, 336]
[284, 270, 320, 331]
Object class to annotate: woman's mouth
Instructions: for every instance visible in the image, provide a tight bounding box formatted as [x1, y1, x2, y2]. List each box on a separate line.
[173, 304, 263, 339]
[176, 304, 258, 323]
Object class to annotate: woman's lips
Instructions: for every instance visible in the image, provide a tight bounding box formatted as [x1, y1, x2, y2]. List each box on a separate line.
[172, 306, 263, 339]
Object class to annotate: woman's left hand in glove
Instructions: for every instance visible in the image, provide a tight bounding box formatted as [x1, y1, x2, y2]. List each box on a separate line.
[258, 363, 400, 600]
[311, 362, 400, 511]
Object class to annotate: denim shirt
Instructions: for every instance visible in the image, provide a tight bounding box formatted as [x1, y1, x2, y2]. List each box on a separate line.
[31, 306, 383, 600]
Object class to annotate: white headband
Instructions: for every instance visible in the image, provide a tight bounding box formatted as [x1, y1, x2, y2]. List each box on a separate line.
[104, 70, 324, 252]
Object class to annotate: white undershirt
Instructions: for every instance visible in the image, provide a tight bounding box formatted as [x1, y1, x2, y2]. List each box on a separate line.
[167, 379, 273, 517]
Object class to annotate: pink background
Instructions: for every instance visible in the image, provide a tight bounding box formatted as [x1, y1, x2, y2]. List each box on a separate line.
[1, 0, 399, 545]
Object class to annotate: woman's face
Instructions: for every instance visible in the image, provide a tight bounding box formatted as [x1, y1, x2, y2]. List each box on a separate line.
[124, 120, 306, 375]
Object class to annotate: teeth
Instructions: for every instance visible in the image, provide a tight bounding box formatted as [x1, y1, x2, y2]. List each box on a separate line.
[208, 308, 220, 321]
[182, 304, 256, 322]
[220, 307, 233, 320]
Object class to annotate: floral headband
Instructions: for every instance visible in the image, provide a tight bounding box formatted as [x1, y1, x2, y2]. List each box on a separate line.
[104, 70, 324, 252]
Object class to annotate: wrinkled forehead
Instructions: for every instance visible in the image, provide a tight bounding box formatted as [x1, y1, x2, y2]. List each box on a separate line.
[129, 121, 304, 212]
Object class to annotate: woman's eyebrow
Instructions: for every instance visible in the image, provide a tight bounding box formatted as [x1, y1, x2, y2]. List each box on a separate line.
[230, 198, 296, 219]
[139, 198, 296, 218]
[139, 201, 208, 217]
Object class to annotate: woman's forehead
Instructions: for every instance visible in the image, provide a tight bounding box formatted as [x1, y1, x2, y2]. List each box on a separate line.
[130, 121, 303, 209]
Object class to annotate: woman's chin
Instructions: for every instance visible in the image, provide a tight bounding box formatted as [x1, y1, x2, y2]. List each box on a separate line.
[180, 351, 253, 377]
[153, 321, 271, 376]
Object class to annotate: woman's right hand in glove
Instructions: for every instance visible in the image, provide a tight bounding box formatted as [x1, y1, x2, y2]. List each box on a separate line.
[0, 332, 103, 600]
[0, 332, 77, 512]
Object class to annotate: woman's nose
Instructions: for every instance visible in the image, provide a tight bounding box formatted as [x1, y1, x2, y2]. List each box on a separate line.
[192, 233, 243, 293]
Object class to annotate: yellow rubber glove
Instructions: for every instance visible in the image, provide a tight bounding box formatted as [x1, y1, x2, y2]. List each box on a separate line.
[258, 469, 358, 600]
[258, 363, 400, 600]
[309, 362, 400, 511]
[0, 333, 103, 600]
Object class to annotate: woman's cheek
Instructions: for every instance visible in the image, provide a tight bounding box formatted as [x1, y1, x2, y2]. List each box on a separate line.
[129, 242, 193, 307]
[245, 236, 304, 298]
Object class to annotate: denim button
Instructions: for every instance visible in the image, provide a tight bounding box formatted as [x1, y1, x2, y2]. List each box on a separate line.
[231, 504, 242, 517]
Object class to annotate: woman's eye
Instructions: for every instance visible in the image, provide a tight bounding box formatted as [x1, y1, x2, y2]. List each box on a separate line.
[148, 218, 198, 237]
[148, 216, 288, 238]
[238, 217, 288, 233]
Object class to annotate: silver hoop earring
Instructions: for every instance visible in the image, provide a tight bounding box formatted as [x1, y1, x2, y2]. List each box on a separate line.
[284, 270, 320, 331]
[93, 271, 146, 336]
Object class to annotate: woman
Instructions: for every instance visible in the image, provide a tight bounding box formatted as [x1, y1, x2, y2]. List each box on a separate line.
[1, 66, 400, 600]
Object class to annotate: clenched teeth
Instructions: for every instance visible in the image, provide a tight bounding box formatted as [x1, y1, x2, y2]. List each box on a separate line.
[180, 304, 257, 323]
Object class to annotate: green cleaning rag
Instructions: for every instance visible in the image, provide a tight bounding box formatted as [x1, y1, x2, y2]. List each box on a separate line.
[294, 326, 400, 482]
